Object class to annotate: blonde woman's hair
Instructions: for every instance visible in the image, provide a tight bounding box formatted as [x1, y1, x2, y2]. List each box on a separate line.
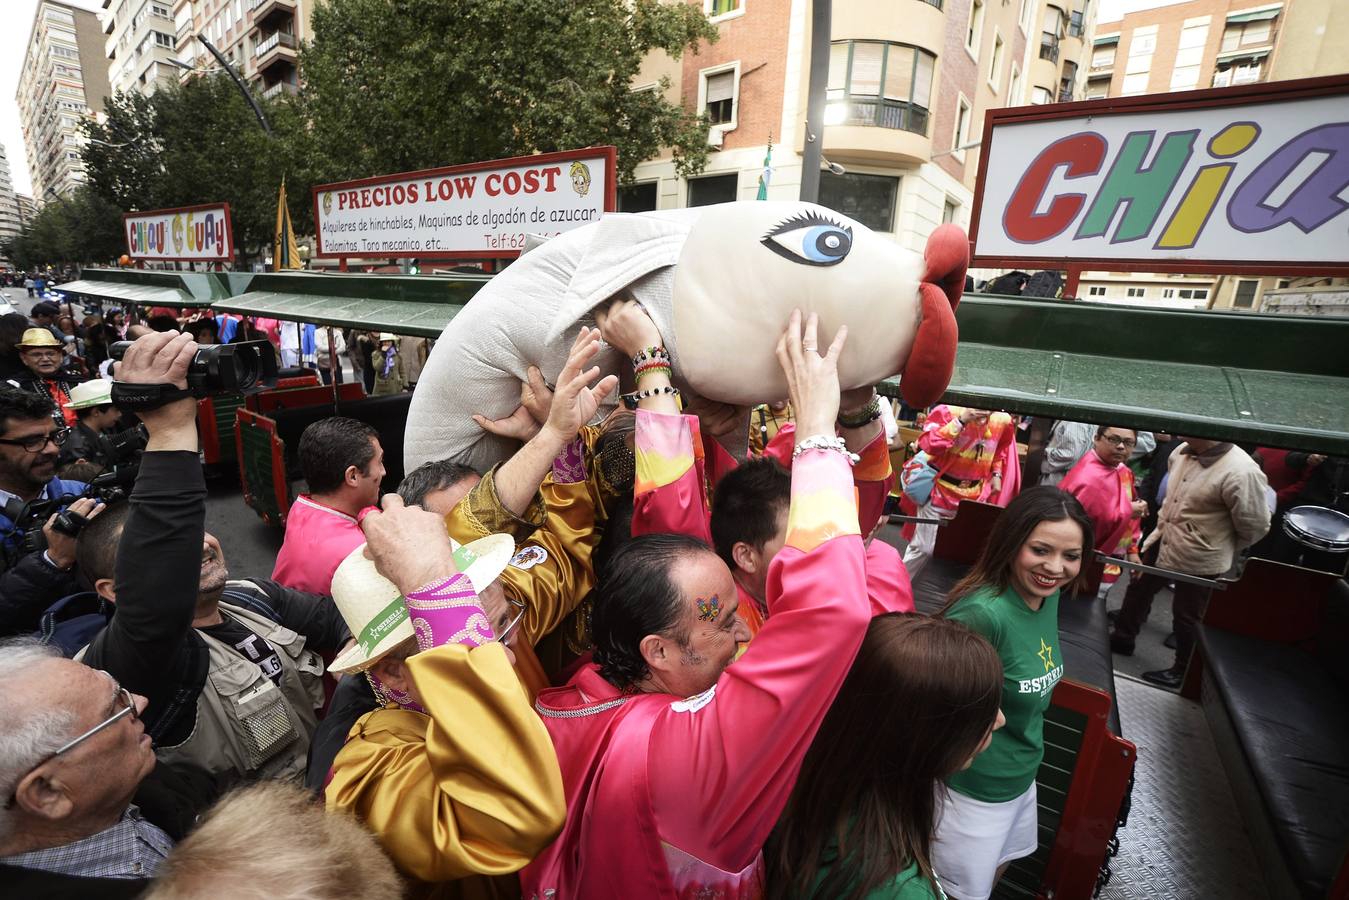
[144, 782, 402, 900]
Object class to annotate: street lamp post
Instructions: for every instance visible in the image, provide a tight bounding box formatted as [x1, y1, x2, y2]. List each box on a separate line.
[799, 0, 833, 204]
[165, 36, 273, 137]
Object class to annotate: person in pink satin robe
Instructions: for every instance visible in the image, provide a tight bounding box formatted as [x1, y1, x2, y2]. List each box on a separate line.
[1060, 426, 1146, 585]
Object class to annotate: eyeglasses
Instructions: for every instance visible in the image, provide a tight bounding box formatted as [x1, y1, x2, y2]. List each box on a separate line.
[0, 428, 69, 453]
[22, 349, 62, 359]
[4, 685, 138, 809]
[497, 596, 527, 645]
[1101, 435, 1137, 448]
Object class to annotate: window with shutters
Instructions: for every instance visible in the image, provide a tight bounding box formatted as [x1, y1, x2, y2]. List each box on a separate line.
[825, 41, 935, 135]
[1233, 279, 1259, 308]
[701, 65, 739, 128]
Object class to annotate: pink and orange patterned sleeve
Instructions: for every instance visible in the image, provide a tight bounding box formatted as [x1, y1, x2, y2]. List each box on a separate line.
[631, 409, 713, 543]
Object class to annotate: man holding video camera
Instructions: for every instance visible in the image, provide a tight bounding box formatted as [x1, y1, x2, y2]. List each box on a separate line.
[78, 331, 351, 783]
[0, 387, 104, 637]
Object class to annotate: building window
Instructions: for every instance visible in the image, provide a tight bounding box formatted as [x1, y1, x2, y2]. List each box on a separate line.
[826, 41, 935, 136]
[1233, 279, 1259, 308]
[1058, 61, 1078, 102]
[952, 96, 972, 158]
[1088, 285, 1106, 296]
[1126, 287, 1145, 298]
[942, 198, 960, 224]
[1091, 42, 1116, 70]
[1170, 20, 1209, 92]
[702, 67, 738, 127]
[1040, 7, 1064, 62]
[966, 0, 985, 55]
[819, 172, 899, 232]
[988, 32, 1004, 91]
[705, 0, 742, 17]
[1009, 65, 1022, 105]
[1213, 56, 1265, 87]
[618, 182, 658, 213]
[1120, 24, 1156, 96]
[1222, 15, 1275, 52]
[1031, 86, 1053, 105]
[1276, 279, 1291, 289]
[1162, 288, 1175, 298]
[1069, 8, 1085, 37]
[687, 173, 738, 207]
[1019, 0, 1034, 33]
[1177, 288, 1211, 300]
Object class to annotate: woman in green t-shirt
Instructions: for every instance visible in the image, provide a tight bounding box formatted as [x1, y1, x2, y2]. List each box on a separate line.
[765, 614, 1006, 900]
[933, 486, 1095, 900]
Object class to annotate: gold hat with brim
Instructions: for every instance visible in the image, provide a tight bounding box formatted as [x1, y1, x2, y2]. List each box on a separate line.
[17, 328, 62, 349]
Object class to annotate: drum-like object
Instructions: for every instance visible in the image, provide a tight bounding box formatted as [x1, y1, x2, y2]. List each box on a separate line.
[1283, 506, 1349, 553]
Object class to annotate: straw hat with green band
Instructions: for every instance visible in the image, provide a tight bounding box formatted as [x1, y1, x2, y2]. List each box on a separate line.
[327, 531, 516, 674]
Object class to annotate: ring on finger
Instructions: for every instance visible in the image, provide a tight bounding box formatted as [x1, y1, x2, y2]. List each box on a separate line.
[803, 342, 818, 353]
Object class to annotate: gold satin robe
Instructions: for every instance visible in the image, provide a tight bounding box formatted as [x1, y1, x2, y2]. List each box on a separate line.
[325, 642, 564, 900]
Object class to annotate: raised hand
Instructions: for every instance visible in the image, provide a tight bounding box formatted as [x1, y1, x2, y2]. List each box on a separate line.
[594, 298, 662, 358]
[775, 310, 846, 439]
[360, 493, 457, 596]
[541, 326, 619, 442]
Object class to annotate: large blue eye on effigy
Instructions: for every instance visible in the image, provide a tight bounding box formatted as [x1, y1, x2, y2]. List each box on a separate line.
[761, 214, 854, 267]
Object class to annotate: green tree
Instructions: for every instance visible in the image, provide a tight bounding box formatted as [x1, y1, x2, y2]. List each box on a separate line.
[80, 90, 162, 212]
[298, 0, 718, 185]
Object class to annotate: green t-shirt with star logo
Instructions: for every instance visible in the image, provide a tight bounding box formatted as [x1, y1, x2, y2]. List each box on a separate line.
[945, 584, 1063, 803]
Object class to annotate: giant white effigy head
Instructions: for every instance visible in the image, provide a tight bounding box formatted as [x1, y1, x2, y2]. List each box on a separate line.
[405, 201, 967, 472]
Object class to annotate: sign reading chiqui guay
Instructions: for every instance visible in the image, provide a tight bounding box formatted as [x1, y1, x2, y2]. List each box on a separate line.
[312, 147, 616, 260]
[124, 203, 234, 262]
[969, 75, 1349, 276]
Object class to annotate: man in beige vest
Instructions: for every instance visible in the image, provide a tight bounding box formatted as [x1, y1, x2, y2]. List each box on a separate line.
[78, 331, 353, 782]
[1110, 437, 1270, 688]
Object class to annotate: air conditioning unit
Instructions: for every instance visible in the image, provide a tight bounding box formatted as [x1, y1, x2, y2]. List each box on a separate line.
[707, 127, 724, 148]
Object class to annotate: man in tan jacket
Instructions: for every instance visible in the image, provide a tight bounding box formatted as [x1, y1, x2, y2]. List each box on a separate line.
[1110, 438, 1270, 688]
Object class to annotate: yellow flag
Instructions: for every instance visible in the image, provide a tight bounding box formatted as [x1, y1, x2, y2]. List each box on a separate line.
[274, 177, 303, 271]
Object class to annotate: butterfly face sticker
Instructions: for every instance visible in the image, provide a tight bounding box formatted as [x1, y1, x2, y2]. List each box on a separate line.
[761, 212, 854, 267]
[695, 594, 722, 622]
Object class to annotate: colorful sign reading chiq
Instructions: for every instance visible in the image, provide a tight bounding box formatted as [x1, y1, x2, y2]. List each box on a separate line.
[970, 75, 1349, 276]
[312, 147, 616, 260]
[124, 203, 234, 262]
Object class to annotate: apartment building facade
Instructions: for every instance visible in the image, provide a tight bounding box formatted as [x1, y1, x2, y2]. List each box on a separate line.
[0, 145, 22, 262]
[624, 0, 1094, 255]
[173, 0, 314, 101]
[17, 1, 113, 200]
[103, 0, 181, 95]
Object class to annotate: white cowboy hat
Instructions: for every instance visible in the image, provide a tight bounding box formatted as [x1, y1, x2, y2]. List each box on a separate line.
[327, 531, 516, 674]
[63, 379, 113, 410]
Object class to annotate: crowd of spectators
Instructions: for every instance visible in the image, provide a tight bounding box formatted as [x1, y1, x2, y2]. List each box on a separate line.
[0, 289, 1339, 900]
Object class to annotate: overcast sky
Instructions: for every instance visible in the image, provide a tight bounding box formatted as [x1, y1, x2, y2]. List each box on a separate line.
[0, 0, 1185, 197]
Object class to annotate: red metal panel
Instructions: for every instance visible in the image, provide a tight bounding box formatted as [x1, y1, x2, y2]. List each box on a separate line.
[1039, 679, 1138, 900]
[196, 397, 220, 465]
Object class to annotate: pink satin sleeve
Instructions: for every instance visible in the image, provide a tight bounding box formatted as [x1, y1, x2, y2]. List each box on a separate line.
[631, 409, 713, 543]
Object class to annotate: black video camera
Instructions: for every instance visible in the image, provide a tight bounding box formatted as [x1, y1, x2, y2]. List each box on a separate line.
[107, 339, 278, 411]
[2, 473, 129, 562]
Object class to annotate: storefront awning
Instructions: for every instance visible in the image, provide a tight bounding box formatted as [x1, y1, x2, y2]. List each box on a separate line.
[879, 295, 1349, 455]
[1215, 46, 1272, 62]
[212, 271, 488, 339]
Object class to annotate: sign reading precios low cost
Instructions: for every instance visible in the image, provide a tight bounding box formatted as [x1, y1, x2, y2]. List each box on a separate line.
[312, 147, 616, 259]
[124, 203, 234, 262]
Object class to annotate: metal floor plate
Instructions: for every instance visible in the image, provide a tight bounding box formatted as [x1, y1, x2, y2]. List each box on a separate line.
[1100, 676, 1269, 900]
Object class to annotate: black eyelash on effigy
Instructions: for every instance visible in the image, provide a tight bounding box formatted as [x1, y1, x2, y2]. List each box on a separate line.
[761, 211, 853, 241]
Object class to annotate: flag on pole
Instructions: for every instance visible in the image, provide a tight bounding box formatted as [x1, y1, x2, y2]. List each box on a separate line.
[756, 138, 774, 200]
[274, 177, 302, 271]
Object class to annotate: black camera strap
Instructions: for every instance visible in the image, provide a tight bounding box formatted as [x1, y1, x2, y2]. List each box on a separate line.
[111, 382, 196, 412]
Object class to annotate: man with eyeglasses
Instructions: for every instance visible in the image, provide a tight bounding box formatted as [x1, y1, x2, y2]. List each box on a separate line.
[0, 638, 166, 895]
[8, 328, 84, 428]
[0, 387, 105, 638]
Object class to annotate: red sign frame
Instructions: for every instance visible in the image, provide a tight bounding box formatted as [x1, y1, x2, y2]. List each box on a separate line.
[310, 146, 618, 262]
[968, 74, 1349, 278]
[123, 202, 235, 263]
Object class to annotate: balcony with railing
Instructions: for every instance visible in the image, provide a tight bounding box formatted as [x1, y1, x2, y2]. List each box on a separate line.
[251, 0, 297, 32]
[261, 80, 298, 100]
[1040, 32, 1060, 63]
[255, 30, 298, 73]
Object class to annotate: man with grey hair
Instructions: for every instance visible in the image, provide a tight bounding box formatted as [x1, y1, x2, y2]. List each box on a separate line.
[0, 637, 167, 895]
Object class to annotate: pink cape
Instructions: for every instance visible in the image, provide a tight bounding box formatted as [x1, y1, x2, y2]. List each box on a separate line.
[1060, 451, 1139, 563]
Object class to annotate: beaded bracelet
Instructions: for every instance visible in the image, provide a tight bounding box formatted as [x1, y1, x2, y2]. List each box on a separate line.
[792, 434, 860, 465]
[631, 346, 671, 369]
[621, 384, 681, 409]
[837, 395, 881, 429]
[633, 360, 672, 381]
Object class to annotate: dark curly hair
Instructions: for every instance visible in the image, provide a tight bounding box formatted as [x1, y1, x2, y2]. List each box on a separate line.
[0, 386, 56, 437]
[591, 533, 713, 689]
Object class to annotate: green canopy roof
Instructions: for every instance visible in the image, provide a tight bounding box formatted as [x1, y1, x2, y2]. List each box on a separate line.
[1225, 6, 1281, 23]
[879, 295, 1349, 454]
[212, 272, 489, 339]
[56, 268, 233, 309]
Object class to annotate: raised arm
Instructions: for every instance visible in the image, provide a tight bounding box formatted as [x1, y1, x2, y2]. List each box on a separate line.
[596, 298, 714, 542]
[840, 386, 894, 536]
[82, 332, 204, 710]
[648, 311, 871, 870]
